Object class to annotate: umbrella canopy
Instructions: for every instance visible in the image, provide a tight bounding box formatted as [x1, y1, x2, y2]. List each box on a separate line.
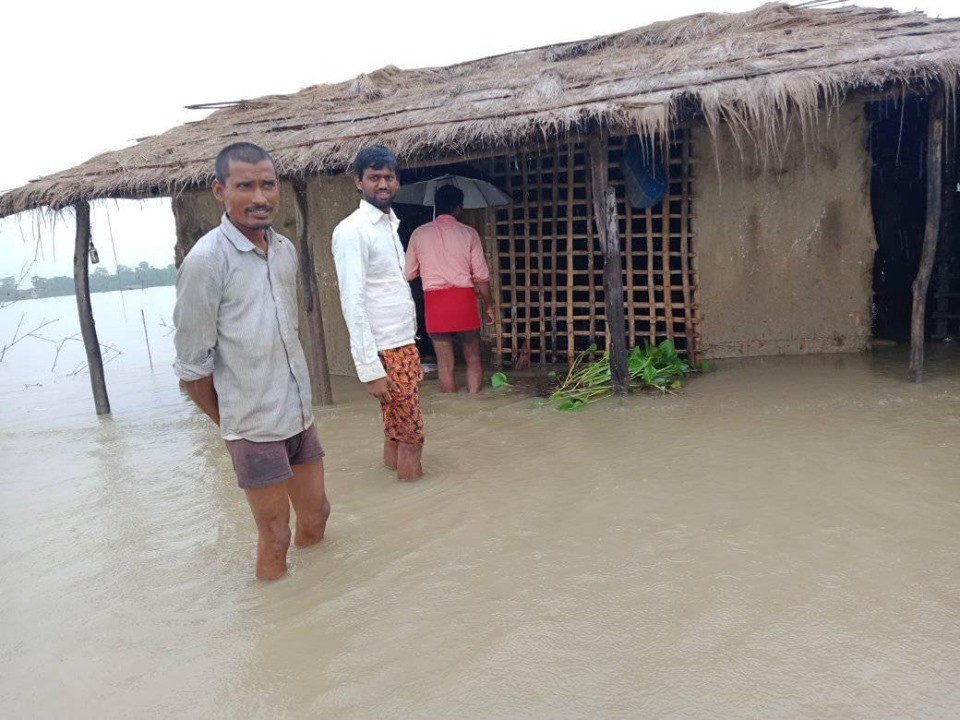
[394, 174, 512, 209]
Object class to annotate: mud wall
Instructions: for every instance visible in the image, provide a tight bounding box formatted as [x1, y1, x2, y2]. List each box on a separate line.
[692, 102, 876, 358]
[172, 174, 359, 377]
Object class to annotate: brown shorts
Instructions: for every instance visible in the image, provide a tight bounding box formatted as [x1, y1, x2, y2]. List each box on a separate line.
[225, 424, 325, 490]
[378, 344, 425, 446]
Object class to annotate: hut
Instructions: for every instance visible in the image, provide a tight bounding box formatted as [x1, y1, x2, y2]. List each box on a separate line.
[1, 2, 957, 412]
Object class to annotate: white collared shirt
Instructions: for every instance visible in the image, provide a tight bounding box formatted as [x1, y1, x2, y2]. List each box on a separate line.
[173, 214, 313, 441]
[332, 200, 417, 382]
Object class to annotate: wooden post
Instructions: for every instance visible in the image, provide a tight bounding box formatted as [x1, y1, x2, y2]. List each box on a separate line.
[588, 133, 629, 396]
[909, 89, 945, 382]
[73, 202, 111, 415]
[293, 179, 333, 405]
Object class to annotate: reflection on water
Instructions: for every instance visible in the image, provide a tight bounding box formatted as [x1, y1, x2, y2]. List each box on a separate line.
[1, 335, 959, 717]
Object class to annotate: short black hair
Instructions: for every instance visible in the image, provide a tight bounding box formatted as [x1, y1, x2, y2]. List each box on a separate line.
[214, 142, 275, 184]
[434, 184, 464, 215]
[354, 145, 398, 177]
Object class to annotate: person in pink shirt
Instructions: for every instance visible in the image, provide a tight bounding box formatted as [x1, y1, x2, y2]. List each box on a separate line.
[405, 185, 495, 393]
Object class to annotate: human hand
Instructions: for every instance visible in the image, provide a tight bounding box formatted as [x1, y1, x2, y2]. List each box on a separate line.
[366, 376, 398, 403]
[484, 306, 496, 325]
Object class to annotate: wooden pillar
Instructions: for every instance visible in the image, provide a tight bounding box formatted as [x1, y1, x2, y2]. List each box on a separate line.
[293, 179, 334, 405]
[909, 89, 945, 382]
[73, 202, 111, 415]
[588, 133, 629, 396]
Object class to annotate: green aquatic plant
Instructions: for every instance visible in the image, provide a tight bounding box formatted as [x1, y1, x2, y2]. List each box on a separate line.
[547, 340, 694, 411]
[490, 371, 512, 389]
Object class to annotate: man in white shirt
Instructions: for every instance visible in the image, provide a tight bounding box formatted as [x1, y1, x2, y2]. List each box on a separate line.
[332, 146, 424, 481]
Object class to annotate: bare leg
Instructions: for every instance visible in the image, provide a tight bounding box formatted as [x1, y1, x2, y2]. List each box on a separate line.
[384, 438, 398, 470]
[433, 338, 458, 393]
[284, 459, 330, 548]
[462, 334, 483, 394]
[244, 483, 292, 581]
[396, 441, 423, 481]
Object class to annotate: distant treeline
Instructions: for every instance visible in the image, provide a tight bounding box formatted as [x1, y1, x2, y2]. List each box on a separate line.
[1, 263, 177, 302]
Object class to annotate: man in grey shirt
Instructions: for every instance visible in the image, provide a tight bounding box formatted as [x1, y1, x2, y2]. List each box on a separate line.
[174, 142, 330, 581]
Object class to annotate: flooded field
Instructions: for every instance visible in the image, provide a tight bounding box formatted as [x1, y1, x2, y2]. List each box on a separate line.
[1, 330, 959, 717]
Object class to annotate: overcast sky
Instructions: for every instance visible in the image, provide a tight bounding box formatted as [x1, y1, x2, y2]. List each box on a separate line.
[1, 0, 954, 282]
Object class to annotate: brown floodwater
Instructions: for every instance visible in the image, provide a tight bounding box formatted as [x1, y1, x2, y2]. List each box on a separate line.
[1, 344, 959, 718]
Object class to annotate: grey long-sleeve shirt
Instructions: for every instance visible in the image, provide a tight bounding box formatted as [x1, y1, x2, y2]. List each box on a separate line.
[173, 215, 313, 441]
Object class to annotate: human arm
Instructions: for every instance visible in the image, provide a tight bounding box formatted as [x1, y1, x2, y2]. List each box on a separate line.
[474, 281, 496, 325]
[332, 225, 390, 392]
[404, 232, 421, 281]
[173, 251, 222, 425]
[468, 229, 495, 325]
[180, 375, 220, 425]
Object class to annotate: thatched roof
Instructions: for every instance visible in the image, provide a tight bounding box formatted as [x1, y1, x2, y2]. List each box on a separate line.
[2, 2, 958, 218]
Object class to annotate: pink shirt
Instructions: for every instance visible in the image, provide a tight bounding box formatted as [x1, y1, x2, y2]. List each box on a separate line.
[405, 215, 491, 291]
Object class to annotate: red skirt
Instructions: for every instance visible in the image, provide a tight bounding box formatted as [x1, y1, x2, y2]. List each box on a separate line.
[423, 287, 480, 334]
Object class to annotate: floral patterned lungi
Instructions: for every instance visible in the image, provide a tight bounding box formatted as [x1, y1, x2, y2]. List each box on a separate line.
[378, 344, 425, 446]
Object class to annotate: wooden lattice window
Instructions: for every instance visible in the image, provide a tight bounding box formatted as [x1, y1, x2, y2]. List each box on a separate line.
[485, 131, 700, 367]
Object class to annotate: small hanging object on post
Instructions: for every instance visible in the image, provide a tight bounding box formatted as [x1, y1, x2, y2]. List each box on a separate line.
[89, 238, 100, 265]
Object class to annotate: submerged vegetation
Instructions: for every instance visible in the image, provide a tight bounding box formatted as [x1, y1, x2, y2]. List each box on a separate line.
[549, 340, 695, 411]
[492, 340, 700, 411]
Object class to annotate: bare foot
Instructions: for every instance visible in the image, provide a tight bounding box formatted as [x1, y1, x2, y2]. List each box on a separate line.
[256, 564, 287, 581]
[255, 539, 289, 581]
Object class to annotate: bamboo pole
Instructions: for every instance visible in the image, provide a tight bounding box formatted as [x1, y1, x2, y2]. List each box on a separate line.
[585, 145, 598, 355]
[622, 140, 637, 350]
[909, 89, 945, 383]
[645, 189, 657, 345]
[506, 157, 519, 363]
[566, 143, 576, 363]
[487, 159, 503, 368]
[293, 179, 333, 405]
[535, 154, 547, 368]
[588, 133, 629, 396]
[73, 202, 110, 415]
[141, 309, 154, 373]
[483, 203, 504, 370]
[679, 130, 696, 361]
[661, 142, 675, 344]
[521, 156, 533, 362]
[550, 143, 560, 364]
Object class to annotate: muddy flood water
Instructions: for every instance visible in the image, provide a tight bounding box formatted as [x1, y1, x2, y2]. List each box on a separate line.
[1, 330, 959, 717]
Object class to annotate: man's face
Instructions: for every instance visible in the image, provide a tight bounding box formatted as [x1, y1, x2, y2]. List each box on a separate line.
[212, 159, 279, 233]
[355, 165, 399, 210]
